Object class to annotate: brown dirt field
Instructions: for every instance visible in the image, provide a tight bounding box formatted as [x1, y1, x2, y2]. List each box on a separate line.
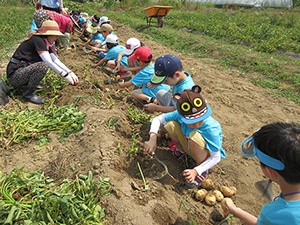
[1, 21, 299, 225]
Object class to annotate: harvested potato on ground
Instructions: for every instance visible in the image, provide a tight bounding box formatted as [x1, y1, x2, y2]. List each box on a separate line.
[195, 189, 207, 201]
[230, 186, 237, 195]
[205, 192, 216, 206]
[220, 186, 235, 197]
[221, 198, 235, 211]
[213, 189, 224, 201]
[201, 178, 214, 190]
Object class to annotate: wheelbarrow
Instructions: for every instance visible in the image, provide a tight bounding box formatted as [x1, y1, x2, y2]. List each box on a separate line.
[144, 5, 173, 28]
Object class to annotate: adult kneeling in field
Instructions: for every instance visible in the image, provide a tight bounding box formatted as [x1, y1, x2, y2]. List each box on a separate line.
[6, 20, 78, 104]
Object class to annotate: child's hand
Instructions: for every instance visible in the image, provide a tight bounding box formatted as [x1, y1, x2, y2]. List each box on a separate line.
[118, 79, 125, 87]
[144, 133, 157, 154]
[221, 198, 236, 216]
[182, 169, 198, 184]
[91, 64, 98, 68]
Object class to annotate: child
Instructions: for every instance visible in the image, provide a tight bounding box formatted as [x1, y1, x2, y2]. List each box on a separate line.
[223, 122, 300, 225]
[98, 16, 111, 27]
[92, 34, 128, 71]
[144, 85, 226, 188]
[144, 54, 195, 113]
[84, 15, 102, 48]
[89, 24, 114, 59]
[118, 46, 170, 103]
[115, 38, 144, 76]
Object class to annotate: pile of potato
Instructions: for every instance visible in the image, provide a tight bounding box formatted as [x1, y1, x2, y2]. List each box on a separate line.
[193, 178, 237, 208]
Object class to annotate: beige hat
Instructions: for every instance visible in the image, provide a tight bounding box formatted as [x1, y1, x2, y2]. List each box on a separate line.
[98, 24, 113, 33]
[34, 20, 66, 38]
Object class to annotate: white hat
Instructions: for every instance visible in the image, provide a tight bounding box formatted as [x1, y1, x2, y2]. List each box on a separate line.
[124, 38, 141, 56]
[99, 16, 111, 26]
[80, 12, 89, 19]
[102, 34, 118, 45]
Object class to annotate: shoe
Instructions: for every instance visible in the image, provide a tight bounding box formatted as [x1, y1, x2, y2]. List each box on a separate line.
[184, 170, 209, 188]
[168, 141, 184, 157]
[117, 71, 130, 77]
[22, 86, 44, 104]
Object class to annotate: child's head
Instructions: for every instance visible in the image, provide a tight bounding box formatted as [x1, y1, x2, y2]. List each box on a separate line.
[98, 24, 113, 38]
[102, 34, 119, 49]
[129, 46, 153, 64]
[124, 38, 142, 56]
[151, 54, 183, 85]
[173, 85, 212, 128]
[99, 16, 111, 27]
[242, 122, 300, 184]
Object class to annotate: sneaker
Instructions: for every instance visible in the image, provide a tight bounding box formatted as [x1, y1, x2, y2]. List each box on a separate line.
[184, 170, 209, 188]
[168, 141, 184, 157]
[117, 71, 130, 77]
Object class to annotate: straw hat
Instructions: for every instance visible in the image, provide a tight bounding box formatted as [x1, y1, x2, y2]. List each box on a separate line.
[33, 20, 66, 38]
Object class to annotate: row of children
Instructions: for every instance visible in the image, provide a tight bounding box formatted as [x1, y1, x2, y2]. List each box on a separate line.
[81, 19, 300, 225]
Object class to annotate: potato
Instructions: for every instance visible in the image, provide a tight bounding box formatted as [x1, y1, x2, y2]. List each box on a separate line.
[200, 178, 214, 190]
[220, 186, 235, 197]
[195, 189, 207, 201]
[205, 192, 216, 206]
[220, 198, 235, 211]
[230, 186, 237, 195]
[213, 189, 224, 201]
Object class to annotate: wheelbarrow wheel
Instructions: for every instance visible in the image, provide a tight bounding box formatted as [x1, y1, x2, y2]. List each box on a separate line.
[157, 17, 163, 28]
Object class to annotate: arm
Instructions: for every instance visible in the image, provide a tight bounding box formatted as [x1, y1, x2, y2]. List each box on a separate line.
[39, 51, 78, 85]
[115, 52, 124, 71]
[144, 104, 176, 113]
[225, 202, 257, 225]
[93, 58, 107, 67]
[118, 80, 133, 88]
[194, 151, 221, 176]
[144, 114, 166, 154]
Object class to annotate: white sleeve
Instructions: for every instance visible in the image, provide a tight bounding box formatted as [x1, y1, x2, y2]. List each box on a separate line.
[149, 114, 166, 135]
[49, 53, 71, 73]
[39, 52, 69, 77]
[194, 151, 221, 176]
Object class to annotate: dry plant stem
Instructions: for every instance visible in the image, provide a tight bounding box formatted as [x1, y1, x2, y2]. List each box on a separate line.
[137, 162, 149, 190]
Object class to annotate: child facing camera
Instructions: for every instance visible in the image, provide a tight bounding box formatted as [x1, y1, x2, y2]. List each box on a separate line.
[144, 85, 226, 188]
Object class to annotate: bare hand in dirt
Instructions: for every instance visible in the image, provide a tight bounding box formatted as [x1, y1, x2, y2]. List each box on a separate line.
[144, 134, 157, 154]
[118, 79, 125, 87]
[91, 64, 98, 68]
[144, 103, 157, 112]
[182, 169, 197, 184]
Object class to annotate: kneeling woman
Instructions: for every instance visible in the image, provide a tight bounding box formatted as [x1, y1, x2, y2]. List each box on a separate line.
[6, 20, 78, 104]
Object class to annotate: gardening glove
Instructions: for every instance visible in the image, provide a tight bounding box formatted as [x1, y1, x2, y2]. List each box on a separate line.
[64, 72, 79, 86]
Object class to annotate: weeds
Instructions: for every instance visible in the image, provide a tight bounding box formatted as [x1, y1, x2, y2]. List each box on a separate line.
[126, 104, 152, 125]
[128, 132, 140, 155]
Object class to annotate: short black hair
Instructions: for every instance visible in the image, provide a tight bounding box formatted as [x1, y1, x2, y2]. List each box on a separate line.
[254, 122, 300, 184]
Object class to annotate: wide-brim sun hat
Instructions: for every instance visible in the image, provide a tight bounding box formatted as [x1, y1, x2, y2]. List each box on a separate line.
[33, 20, 66, 38]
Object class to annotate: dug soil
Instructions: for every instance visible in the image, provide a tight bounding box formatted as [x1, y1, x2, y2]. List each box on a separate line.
[1, 21, 299, 225]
